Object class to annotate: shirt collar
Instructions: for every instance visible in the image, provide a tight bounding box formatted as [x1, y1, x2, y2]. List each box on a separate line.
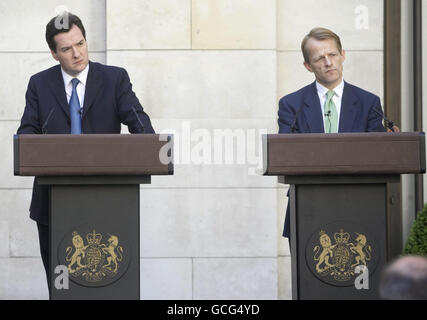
[316, 79, 345, 98]
[61, 63, 90, 88]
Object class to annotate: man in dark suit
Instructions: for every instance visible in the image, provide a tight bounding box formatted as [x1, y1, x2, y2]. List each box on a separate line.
[17, 12, 154, 289]
[278, 27, 388, 240]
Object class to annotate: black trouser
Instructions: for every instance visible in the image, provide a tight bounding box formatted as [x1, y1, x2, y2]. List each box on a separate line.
[36, 222, 51, 295]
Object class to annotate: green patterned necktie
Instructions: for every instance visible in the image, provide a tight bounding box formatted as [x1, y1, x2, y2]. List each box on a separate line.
[324, 90, 338, 133]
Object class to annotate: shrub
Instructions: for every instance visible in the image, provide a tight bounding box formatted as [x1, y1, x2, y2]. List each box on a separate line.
[403, 203, 427, 256]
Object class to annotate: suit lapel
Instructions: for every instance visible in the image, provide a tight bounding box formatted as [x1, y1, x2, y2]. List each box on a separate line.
[303, 82, 324, 133]
[82, 61, 104, 118]
[339, 82, 359, 132]
[48, 65, 70, 118]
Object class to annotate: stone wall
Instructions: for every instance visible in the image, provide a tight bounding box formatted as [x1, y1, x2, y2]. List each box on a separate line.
[0, 0, 383, 299]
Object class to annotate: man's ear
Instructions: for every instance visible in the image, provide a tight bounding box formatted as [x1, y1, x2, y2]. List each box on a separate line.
[303, 61, 313, 73]
[50, 49, 59, 61]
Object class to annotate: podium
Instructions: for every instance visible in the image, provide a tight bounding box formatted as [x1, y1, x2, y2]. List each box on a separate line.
[263, 132, 425, 300]
[14, 134, 173, 300]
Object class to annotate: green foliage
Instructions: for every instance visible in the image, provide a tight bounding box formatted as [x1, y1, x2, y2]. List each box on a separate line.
[403, 203, 427, 256]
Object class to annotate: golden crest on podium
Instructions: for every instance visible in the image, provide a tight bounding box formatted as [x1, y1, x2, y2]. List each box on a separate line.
[312, 229, 372, 282]
[306, 221, 378, 286]
[65, 229, 124, 283]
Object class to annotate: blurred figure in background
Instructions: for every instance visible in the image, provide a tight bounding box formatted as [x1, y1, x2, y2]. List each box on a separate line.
[379, 255, 427, 300]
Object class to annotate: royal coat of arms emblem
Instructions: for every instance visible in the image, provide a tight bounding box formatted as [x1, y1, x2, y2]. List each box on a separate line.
[60, 228, 128, 286]
[306, 221, 379, 286]
[313, 229, 371, 281]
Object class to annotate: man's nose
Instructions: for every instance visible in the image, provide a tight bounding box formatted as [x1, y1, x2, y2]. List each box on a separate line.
[324, 56, 332, 66]
[72, 46, 81, 58]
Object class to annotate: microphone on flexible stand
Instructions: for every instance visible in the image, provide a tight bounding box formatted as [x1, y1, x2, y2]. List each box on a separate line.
[131, 106, 145, 133]
[291, 106, 305, 133]
[42, 108, 55, 134]
[372, 107, 397, 132]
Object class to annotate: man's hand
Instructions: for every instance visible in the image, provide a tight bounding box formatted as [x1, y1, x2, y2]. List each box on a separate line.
[387, 125, 400, 132]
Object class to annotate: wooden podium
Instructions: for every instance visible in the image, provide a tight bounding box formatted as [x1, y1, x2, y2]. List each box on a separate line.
[14, 134, 173, 300]
[263, 132, 425, 300]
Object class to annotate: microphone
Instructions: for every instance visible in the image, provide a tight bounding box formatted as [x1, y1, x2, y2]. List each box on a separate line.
[42, 108, 55, 134]
[290, 106, 304, 133]
[324, 110, 331, 117]
[131, 106, 145, 133]
[372, 107, 396, 132]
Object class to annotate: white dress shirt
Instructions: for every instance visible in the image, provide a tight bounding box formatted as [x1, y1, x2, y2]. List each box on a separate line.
[316, 80, 344, 131]
[61, 64, 90, 110]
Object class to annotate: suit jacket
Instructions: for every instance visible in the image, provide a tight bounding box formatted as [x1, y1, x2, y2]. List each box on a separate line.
[278, 81, 386, 237]
[17, 61, 155, 225]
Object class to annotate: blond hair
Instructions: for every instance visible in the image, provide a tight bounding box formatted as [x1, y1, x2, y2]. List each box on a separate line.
[301, 27, 343, 63]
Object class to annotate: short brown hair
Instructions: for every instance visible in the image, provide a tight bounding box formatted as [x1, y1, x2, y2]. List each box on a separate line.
[301, 27, 342, 63]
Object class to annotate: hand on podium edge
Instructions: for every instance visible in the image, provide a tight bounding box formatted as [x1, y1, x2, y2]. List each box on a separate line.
[387, 125, 400, 133]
